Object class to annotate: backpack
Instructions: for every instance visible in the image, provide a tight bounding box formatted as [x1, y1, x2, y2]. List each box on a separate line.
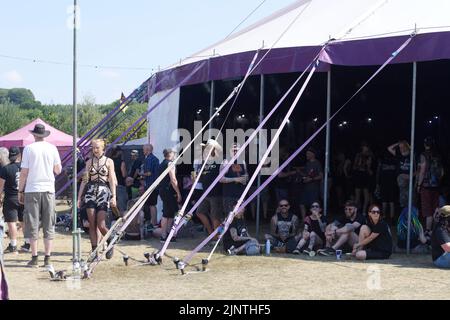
[123, 199, 145, 240]
[397, 207, 421, 242]
[423, 152, 444, 188]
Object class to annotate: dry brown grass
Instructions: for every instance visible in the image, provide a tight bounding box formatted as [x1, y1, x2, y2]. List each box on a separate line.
[3, 228, 450, 300]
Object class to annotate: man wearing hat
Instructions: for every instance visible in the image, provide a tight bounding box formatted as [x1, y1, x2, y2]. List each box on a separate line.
[18, 123, 62, 268]
[431, 206, 450, 268]
[195, 139, 224, 236]
[0, 147, 28, 254]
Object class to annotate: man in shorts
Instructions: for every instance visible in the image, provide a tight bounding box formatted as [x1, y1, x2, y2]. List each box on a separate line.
[0, 147, 28, 254]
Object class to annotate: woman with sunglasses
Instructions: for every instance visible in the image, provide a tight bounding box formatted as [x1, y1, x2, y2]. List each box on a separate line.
[352, 204, 393, 260]
[292, 202, 327, 256]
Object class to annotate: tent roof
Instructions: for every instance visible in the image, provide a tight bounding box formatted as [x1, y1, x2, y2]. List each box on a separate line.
[0, 118, 75, 148]
[149, 0, 450, 94]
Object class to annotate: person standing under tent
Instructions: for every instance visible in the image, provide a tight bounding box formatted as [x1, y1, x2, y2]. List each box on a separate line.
[142, 144, 159, 228]
[195, 140, 223, 238]
[431, 206, 450, 269]
[77, 139, 117, 260]
[0, 147, 27, 254]
[352, 204, 393, 260]
[18, 124, 62, 268]
[221, 143, 249, 219]
[299, 148, 323, 222]
[353, 142, 374, 215]
[388, 140, 413, 209]
[376, 151, 397, 225]
[417, 137, 444, 237]
[126, 149, 142, 200]
[274, 147, 296, 204]
[110, 146, 127, 215]
[156, 148, 181, 242]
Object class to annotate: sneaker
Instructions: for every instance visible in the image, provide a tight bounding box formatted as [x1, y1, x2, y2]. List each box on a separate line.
[27, 256, 39, 268]
[303, 248, 316, 257]
[4, 244, 18, 254]
[160, 236, 167, 243]
[227, 246, 236, 256]
[318, 247, 336, 257]
[292, 249, 301, 255]
[20, 243, 31, 253]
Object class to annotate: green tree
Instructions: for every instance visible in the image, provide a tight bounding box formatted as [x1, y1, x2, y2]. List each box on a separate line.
[6, 88, 35, 106]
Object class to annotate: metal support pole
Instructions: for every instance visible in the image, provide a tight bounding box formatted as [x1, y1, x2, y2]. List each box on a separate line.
[72, 0, 81, 275]
[323, 70, 331, 216]
[256, 74, 265, 238]
[407, 62, 417, 255]
[209, 80, 215, 137]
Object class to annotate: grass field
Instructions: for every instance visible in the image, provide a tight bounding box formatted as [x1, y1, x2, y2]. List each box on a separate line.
[3, 222, 449, 300]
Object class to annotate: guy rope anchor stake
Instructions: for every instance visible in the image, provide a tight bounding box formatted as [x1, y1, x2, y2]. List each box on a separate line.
[123, 255, 129, 266]
[173, 257, 180, 269]
[201, 259, 209, 272]
[153, 252, 162, 265]
[178, 261, 186, 275]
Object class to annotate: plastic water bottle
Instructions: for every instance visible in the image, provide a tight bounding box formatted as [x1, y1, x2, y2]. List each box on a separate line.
[265, 239, 271, 256]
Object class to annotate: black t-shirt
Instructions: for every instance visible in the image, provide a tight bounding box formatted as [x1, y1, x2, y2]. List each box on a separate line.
[158, 159, 174, 192]
[0, 162, 20, 198]
[366, 220, 393, 254]
[276, 165, 292, 189]
[396, 150, 412, 175]
[336, 213, 366, 235]
[223, 218, 248, 250]
[112, 157, 125, 186]
[223, 162, 247, 198]
[304, 215, 326, 240]
[129, 159, 143, 177]
[431, 224, 450, 261]
[378, 158, 397, 186]
[199, 162, 222, 197]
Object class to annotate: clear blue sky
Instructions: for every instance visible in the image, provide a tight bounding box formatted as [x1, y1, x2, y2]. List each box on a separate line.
[0, 0, 294, 104]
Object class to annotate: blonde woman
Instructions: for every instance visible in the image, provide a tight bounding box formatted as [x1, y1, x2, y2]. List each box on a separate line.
[77, 139, 117, 259]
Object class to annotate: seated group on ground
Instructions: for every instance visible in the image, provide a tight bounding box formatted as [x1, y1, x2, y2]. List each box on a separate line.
[263, 199, 393, 261]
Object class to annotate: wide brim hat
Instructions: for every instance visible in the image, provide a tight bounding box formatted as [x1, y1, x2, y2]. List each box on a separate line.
[200, 139, 223, 153]
[29, 123, 50, 138]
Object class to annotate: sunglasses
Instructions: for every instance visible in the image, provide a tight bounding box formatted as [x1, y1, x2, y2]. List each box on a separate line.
[279, 204, 289, 208]
[370, 210, 381, 214]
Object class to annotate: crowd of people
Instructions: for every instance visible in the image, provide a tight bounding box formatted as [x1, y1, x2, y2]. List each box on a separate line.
[0, 126, 449, 271]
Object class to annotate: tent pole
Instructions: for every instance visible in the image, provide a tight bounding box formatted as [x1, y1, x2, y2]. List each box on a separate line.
[256, 74, 265, 238]
[209, 80, 215, 138]
[407, 62, 417, 255]
[72, 0, 81, 275]
[324, 69, 331, 216]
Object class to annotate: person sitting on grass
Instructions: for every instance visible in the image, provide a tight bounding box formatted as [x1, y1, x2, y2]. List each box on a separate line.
[292, 201, 327, 256]
[223, 206, 259, 255]
[352, 204, 393, 260]
[318, 200, 366, 256]
[264, 199, 299, 252]
[431, 206, 450, 269]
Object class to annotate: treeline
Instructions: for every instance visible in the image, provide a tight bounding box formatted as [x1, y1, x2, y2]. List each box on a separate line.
[0, 88, 147, 143]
